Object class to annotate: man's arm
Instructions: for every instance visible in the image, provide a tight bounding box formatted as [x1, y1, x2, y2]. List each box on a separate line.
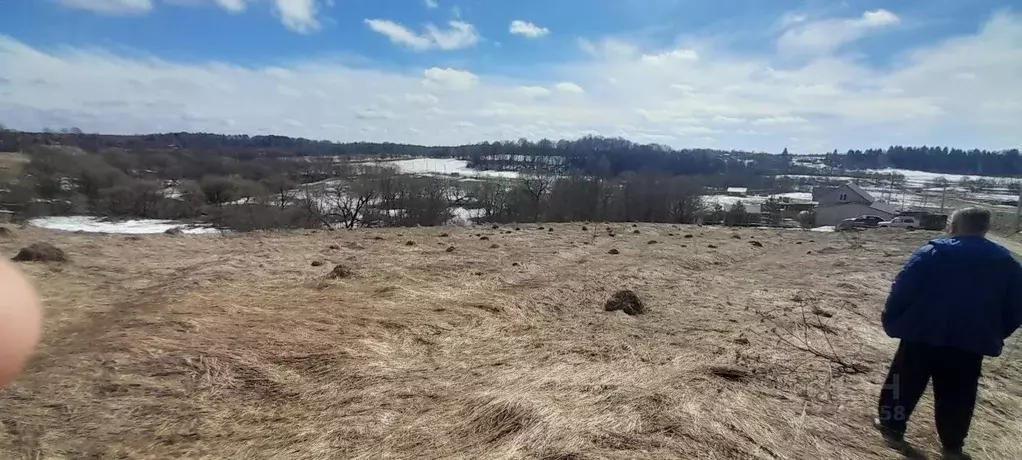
[0, 261, 41, 387]
[1004, 257, 1022, 339]
[882, 245, 934, 330]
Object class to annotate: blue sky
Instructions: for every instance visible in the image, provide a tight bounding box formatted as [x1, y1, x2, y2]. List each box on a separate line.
[0, 0, 1020, 152]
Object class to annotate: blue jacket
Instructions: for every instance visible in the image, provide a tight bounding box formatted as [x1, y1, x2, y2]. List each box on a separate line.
[882, 237, 1022, 356]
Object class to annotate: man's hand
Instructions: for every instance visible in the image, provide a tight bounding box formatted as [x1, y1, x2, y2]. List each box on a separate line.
[0, 261, 42, 387]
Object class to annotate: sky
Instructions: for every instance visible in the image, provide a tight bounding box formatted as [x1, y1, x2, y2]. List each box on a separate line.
[0, 0, 1019, 153]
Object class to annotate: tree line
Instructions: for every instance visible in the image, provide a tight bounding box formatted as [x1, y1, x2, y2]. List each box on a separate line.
[4, 128, 1018, 178]
[823, 146, 1022, 177]
[4, 143, 744, 231]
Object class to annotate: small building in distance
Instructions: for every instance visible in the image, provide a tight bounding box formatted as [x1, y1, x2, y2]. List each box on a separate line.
[726, 187, 748, 197]
[813, 182, 897, 226]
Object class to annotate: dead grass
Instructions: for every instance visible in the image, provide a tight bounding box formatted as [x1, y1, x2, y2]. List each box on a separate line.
[0, 152, 30, 182]
[1, 225, 1021, 459]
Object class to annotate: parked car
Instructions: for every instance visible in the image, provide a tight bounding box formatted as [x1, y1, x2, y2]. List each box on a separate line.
[853, 215, 884, 227]
[836, 215, 885, 230]
[879, 216, 919, 229]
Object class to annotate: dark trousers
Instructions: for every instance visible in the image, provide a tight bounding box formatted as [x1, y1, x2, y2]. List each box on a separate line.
[877, 341, 984, 450]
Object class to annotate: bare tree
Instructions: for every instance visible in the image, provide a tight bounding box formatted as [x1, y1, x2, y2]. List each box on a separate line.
[99, 179, 163, 217]
[176, 180, 206, 216]
[304, 177, 380, 229]
[546, 175, 604, 222]
[336, 179, 379, 229]
[262, 175, 298, 209]
[520, 171, 554, 221]
[469, 179, 510, 219]
[199, 176, 239, 207]
[668, 177, 704, 223]
[445, 181, 469, 208]
[396, 177, 452, 226]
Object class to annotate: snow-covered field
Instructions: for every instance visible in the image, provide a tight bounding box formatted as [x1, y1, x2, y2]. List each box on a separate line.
[964, 191, 1019, 202]
[383, 158, 520, 179]
[29, 216, 219, 234]
[865, 168, 1020, 187]
[771, 192, 814, 201]
[701, 192, 814, 208]
[782, 174, 859, 182]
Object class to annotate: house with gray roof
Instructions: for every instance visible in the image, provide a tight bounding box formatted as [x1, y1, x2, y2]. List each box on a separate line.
[813, 182, 898, 226]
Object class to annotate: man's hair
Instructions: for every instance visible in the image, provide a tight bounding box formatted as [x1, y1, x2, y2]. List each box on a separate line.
[949, 207, 992, 235]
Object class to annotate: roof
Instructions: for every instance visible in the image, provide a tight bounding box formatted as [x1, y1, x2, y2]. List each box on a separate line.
[869, 201, 898, 215]
[843, 182, 876, 203]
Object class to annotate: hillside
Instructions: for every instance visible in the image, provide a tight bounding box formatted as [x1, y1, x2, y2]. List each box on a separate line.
[2, 225, 1021, 459]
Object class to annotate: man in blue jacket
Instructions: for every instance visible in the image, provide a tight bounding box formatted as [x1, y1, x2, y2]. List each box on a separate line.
[875, 207, 1022, 460]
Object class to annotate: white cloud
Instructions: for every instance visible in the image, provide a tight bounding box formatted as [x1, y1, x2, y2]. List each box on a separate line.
[405, 93, 440, 105]
[778, 9, 901, 55]
[578, 38, 638, 59]
[274, 0, 320, 34]
[163, 0, 248, 12]
[58, 0, 313, 33]
[640, 49, 699, 65]
[712, 115, 743, 124]
[751, 116, 809, 126]
[57, 0, 153, 15]
[778, 12, 808, 29]
[365, 20, 431, 50]
[517, 86, 552, 98]
[215, 0, 246, 13]
[0, 12, 1019, 150]
[555, 82, 585, 94]
[365, 19, 479, 51]
[424, 0, 438, 8]
[673, 126, 719, 136]
[355, 107, 399, 120]
[862, 9, 900, 27]
[509, 20, 550, 38]
[422, 67, 478, 90]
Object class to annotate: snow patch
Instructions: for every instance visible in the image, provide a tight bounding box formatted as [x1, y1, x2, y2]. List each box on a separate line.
[865, 168, 1019, 186]
[701, 192, 814, 208]
[383, 158, 520, 179]
[449, 207, 486, 226]
[29, 216, 220, 234]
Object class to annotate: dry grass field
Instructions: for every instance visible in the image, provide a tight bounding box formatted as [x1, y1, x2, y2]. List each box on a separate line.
[1, 224, 1021, 460]
[0, 151, 30, 182]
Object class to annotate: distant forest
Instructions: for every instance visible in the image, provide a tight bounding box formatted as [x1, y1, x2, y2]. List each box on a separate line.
[1, 129, 1020, 177]
[824, 147, 1022, 177]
